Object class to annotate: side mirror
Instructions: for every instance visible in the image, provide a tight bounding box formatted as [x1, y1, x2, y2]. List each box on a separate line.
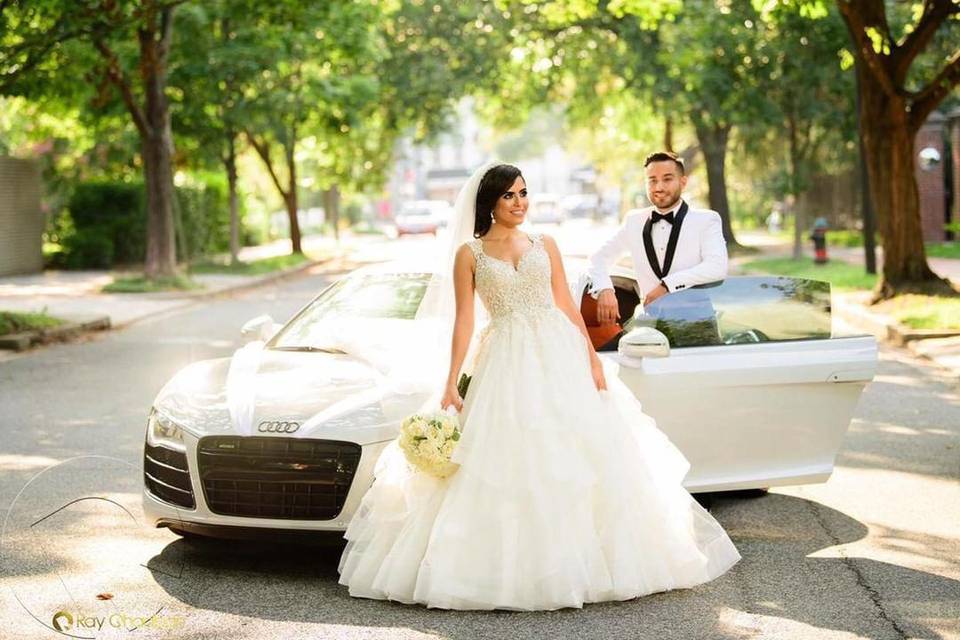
[241, 314, 281, 343]
[618, 326, 670, 359]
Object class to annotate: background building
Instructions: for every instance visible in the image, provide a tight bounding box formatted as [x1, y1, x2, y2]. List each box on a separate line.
[0, 156, 43, 276]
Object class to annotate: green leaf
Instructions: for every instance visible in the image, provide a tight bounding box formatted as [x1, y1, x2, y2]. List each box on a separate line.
[457, 372, 471, 399]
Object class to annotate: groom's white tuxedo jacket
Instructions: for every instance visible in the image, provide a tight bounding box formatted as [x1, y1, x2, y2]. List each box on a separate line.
[587, 199, 728, 297]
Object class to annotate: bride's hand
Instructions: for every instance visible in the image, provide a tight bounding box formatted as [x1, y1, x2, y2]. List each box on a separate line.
[440, 384, 463, 412]
[590, 357, 607, 391]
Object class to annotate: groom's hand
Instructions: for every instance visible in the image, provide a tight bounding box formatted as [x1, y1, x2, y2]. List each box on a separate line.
[644, 283, 668, 304]
[596, 289, 620, 326]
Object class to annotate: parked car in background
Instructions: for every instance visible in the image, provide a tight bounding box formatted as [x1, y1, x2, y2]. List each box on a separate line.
[142, 261, 877, 540]
[561, 193, 599, 219]
[527, 193, 566, 225]
[394, 200, 453, 236]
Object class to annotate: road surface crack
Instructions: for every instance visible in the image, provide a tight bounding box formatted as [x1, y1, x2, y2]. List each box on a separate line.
[807, 500, 908, 640]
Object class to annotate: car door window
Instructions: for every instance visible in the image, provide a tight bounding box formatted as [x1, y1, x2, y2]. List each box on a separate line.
[623, 277, 832, 347]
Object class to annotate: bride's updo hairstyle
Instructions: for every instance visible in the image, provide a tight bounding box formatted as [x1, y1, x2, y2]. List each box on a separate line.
[474, 164, 523, 238]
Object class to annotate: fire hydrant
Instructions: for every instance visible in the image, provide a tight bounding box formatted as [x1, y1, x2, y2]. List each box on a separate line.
[810, 217, 829, 264]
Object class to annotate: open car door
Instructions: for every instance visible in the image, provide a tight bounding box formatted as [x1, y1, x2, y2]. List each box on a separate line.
[587, 276, 877, 492]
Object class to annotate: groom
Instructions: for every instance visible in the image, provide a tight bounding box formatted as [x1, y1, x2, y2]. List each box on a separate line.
[585, 150, 728, 331]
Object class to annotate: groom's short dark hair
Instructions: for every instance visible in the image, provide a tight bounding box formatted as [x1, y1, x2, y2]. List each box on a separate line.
[644, 151, 685, 175]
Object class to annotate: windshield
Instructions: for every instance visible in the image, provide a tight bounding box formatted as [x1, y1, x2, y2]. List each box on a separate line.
[269, 273, 431, 351]
[623, 276, 832, 348]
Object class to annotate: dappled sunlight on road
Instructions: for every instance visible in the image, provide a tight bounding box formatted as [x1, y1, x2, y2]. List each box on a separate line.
[872, 372, 930, 388]
[868, 523, 960, 573]
[717, 606, 870, 640]
[150, 336, 235, 348]
[2, 479, 189, 639]
[848, 419, 958, 439]
[0, 454, 62, 471]
[133, 491, 959, 640]
[777, 464, 960, 576]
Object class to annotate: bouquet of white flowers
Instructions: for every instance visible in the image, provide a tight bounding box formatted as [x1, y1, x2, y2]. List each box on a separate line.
[398, 411, 462, 478]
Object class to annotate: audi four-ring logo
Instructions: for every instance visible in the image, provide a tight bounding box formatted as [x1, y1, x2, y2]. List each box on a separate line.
[258, 420, 301, 434]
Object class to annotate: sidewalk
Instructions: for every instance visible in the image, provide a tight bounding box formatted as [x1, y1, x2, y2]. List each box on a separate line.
[735, 230, 960, 285]
[734, 231, 960, 381]
[0, 234, 345, 333]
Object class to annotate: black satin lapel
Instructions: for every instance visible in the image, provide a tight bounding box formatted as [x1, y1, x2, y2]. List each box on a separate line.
[661, 201, 688, 276]
[642, 216, 663, 280]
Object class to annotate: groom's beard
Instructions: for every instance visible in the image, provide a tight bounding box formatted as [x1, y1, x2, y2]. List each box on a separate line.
[651, 192, 682, 212]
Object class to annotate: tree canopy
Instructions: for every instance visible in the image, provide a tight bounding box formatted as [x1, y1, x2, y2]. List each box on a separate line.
[2, 0, 957, 297]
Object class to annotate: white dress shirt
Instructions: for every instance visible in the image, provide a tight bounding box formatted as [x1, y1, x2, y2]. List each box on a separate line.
[649, 202, 682, 268]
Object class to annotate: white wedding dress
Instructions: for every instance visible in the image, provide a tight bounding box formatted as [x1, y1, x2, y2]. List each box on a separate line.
[337, 233, 741, 610]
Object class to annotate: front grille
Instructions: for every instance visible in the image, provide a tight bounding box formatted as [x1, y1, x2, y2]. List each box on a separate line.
[196, 437, 361, 520]
[144, 442, 195, 509]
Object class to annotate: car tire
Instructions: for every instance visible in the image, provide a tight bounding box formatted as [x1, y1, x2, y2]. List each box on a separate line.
[736, 488, 770, 498]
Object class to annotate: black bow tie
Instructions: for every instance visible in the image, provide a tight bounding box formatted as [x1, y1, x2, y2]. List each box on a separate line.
[651, 211, 675, 224]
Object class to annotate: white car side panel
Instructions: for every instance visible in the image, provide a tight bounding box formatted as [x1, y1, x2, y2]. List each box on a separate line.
[607, 336, 877, 491]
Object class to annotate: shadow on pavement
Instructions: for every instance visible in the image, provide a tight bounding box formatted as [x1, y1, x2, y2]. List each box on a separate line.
[142, 491, 959, 640]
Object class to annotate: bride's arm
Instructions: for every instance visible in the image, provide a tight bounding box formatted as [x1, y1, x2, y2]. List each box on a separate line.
[441, 244, 476, 410]
[542, 235, 607, 391]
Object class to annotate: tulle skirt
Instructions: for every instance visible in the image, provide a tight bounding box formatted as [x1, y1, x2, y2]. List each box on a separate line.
[337, 307, 741, 610]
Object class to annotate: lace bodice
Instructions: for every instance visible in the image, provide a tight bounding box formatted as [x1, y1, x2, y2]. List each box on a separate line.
[467, 233, 554, 319]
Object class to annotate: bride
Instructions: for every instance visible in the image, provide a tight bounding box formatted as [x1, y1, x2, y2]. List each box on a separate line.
[337, 162, 741, 611]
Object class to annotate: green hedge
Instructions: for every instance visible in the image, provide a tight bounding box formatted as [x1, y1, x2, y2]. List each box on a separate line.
[65, 229, 114, 269]
[176, 172, 232, 261]
[62, 175, 235, 269]
[66, 181, 147, 265]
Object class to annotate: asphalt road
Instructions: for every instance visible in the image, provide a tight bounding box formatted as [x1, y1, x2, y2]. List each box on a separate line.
[1, 237, 958, 640]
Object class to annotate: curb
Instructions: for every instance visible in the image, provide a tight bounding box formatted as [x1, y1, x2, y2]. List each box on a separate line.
[0, 315, 111, 351]
[834, 295, 960, 345]
[907, 337, 960, 377]
[114, 257, 327, 302]
[108, 257, 332, 330]
[0, 257, 331, 351]
[834, 294, 960, 380]
[189, 257, 326, 300]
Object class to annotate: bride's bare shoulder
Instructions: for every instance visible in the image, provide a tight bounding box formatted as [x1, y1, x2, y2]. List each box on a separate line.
[457, 239, 479, 254]
[538, 233, 560, 252]
[455, 241, 479, 265]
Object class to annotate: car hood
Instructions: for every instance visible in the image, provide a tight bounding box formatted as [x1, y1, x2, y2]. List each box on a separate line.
[152, 348, 428, 445]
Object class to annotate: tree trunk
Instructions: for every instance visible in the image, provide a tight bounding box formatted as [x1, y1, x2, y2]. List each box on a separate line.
[853, 61, 877, 275]
[693, 119, 740, 247]
[284, 129, 302, 254]
[285, 192, 302, 254]
[836, 0, 959, 299]
[664, 117, 674, 152]
[224, 132, 240, 265]
[324, 184, 341, 241]
[787, 112, 804, 260]
[857, 66, 951, 299]
[139, 10, 177, 279]
[858, 140, 878, 275]
[245, 131, 302, 254]
[791, 200, 804, 260]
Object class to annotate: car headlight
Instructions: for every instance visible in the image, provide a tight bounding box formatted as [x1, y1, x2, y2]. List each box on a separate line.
[146, 408, 186, 452]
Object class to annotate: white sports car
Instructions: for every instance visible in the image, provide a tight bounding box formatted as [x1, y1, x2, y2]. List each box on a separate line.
[142, 263, 877, 539]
